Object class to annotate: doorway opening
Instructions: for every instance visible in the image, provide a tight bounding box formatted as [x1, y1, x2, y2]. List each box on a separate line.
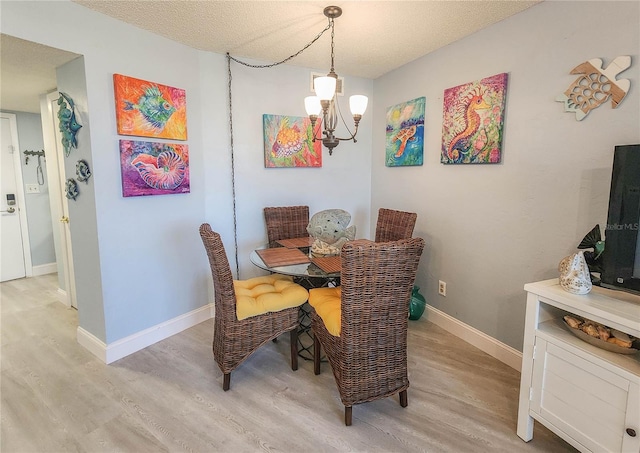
[0, 33, 83, 309]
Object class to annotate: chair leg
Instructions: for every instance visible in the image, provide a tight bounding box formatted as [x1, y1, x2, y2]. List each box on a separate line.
[345, 406, 352, 426]
[223, 373, 231, 391]
[313, 333, 321, 375]
[399, 390, 408, 407]
[290, 329, 298, 371]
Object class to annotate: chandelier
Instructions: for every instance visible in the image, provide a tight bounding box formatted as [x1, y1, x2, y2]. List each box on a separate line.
[304, 6, 368, 155]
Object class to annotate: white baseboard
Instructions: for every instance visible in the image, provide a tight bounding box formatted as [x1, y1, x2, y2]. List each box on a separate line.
[77, 303, 214, 364]
[425, 305, 523, 371]
[32, 262, 57, 276]
[57, 287, 70, 307]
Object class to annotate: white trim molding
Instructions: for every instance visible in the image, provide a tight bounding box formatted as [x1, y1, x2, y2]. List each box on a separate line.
[77, 303, 214, 364]
[425, 305, 523, 371]
[32, 262, 57, 276]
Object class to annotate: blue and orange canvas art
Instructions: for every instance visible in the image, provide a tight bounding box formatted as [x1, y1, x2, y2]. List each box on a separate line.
[120, 140, 190, 197]
[114, 74, 187, 140]
[441, 73, 508, 164]
[263, 114, 322, 168]
[385, 97, 425, 167]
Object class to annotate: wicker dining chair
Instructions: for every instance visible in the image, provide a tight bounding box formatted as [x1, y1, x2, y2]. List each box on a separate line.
[310, 237, 425, 425]
[374, 208, 417, 242]
[264, 205, 310, 245]
[199, 223, 308, 391]
[263, 204, 324, 293]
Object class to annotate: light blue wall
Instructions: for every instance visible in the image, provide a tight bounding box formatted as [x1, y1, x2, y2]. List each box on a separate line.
[1, 110, 56, 267]
[56, 56, 107, 340]
[372, 0, 640, 350]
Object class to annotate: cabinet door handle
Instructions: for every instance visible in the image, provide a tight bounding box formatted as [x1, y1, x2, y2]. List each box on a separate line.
[627, 428, 637, 437]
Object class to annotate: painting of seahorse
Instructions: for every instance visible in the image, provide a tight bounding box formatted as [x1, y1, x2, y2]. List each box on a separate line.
[441, 73, 508, 164]
[263, 114, 322, 168]
[119, 140, 190, 197]
[385, 97, 425, 167]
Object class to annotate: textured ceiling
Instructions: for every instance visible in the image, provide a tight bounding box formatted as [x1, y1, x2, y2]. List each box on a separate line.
[1, 1, 540, 113]
[0, 35, 81, 113]
[74, 0, 540, 79]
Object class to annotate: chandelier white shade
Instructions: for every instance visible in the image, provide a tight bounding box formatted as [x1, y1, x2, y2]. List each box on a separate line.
[313, 76, 337, 101]
[349, 95, 368, 116]
[304, 96, 322, 116]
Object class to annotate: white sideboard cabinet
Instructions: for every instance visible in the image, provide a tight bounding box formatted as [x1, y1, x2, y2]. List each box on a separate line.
[518, 279, 640, 453]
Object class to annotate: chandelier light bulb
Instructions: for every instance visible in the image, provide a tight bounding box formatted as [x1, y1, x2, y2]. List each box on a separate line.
[349, 95, 368, 116]
[314, 76, 337, 101]
[304, 96, 322, 116]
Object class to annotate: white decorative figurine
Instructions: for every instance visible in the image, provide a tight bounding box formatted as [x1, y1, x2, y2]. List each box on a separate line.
[558, 250, 593, 295]
[307, 209, 356, 256]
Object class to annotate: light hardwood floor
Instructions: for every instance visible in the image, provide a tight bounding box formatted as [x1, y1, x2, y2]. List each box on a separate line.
[1, 274, 576, 452]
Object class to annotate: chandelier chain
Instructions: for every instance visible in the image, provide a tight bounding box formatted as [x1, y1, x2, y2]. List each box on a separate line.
[330, 18, 335, 73]
[225, 14, 333, 277]
[226, 54, 240, 278]
[227, 20, 331, 69]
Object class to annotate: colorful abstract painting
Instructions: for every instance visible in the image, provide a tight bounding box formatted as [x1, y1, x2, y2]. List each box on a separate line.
[441, 73, 508, 164]
[114, 74, 187, 140]
[385, 97, 425, 167]
[119, 140, 190, 197]
[263, 114, 322, 168]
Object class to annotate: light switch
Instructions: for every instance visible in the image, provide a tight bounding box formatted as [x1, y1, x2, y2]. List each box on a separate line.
[26, 184, 40, 194]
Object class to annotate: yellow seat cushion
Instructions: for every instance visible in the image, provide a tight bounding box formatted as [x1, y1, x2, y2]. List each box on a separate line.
[309, 287, 341, 336]
[234, 274, 308, 320]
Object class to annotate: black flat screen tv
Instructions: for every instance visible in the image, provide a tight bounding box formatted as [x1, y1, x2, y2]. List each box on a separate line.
[601, 144, 640, 295]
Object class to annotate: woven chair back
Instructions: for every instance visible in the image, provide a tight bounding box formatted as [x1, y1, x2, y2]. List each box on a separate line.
[199, 223, 236, 324]
[340, 238, 424, 344]
[374, 208, 417, 242]
[264, 206, 310, 244]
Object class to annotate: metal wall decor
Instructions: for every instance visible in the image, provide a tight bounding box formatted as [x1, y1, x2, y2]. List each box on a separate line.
[65, 178, 79, 200]
[57, 92, 82, 157]
[556, 56, 631, 121]
[24, 149, 46, 185]
[76, 159, 92, 183]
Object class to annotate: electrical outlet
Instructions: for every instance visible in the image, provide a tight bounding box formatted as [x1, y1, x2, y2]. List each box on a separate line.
[26, 184, 40, 194]
[438, 280, 447, 297]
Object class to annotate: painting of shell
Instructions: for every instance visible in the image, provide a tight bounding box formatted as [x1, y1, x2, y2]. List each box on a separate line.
[119, 140, 190, 197]
[263, 114, 322, 168]
[441, 73, 508, 164]
[114, 74, 187, 140]
[385, 97, 425, 167]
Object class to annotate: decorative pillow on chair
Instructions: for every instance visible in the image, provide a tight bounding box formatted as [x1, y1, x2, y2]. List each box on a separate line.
[234, 274, 308, 320]
[309, 287, 341, 336]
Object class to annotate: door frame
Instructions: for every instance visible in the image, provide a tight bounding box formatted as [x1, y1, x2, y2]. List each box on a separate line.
[1, 112, 33, 278]
[40, 91, 77, 308]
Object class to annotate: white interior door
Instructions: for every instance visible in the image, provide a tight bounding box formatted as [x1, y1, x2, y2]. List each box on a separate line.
[41, 91, 77, 308]
[1, 113, 32, 282]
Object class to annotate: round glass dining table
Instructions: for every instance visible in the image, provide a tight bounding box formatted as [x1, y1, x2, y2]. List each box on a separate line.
[249, 246, 340, 282]
[250, 245, 339, 360]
